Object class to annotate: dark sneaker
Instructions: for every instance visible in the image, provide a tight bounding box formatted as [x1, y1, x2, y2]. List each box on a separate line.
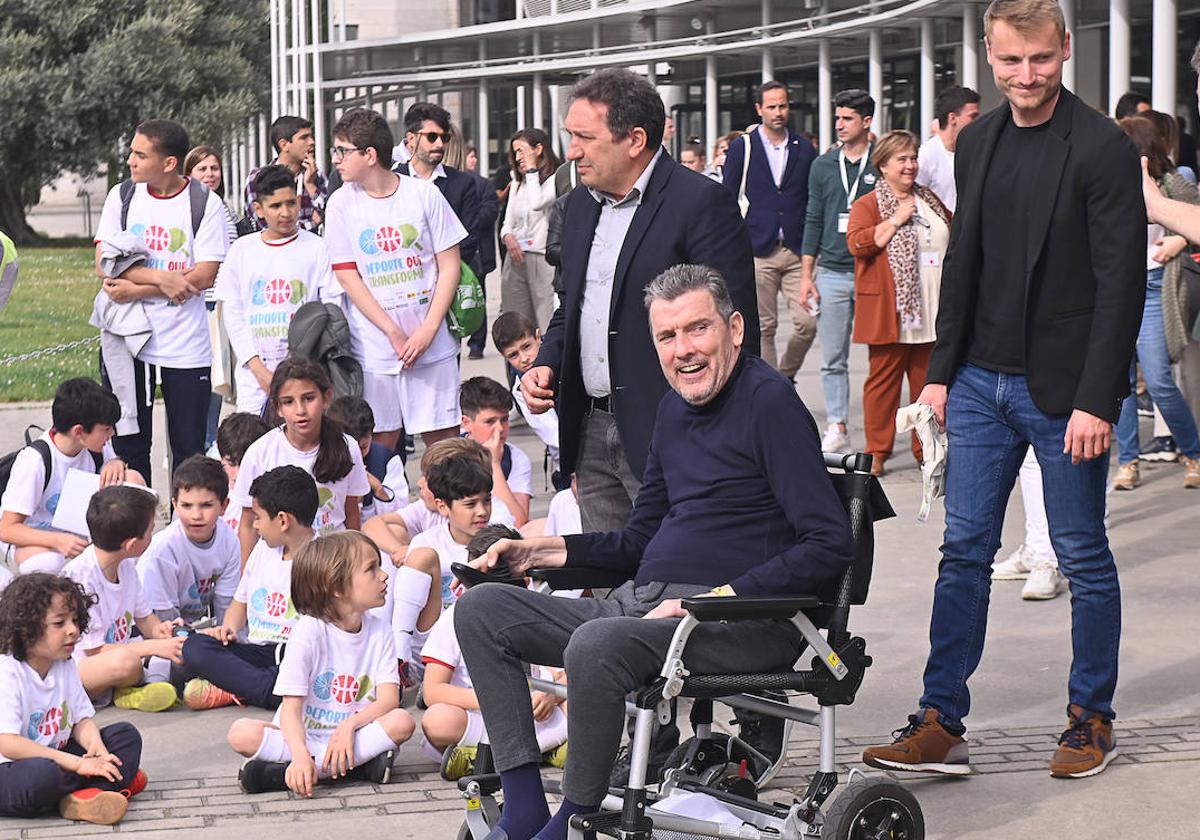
[238, 759, 290, 794]
[1050, 705, 1117, 778]
[609, 724, 680, 789]
[1136, 392, 1153, 417]
[1139, 435, 1178, 462]
[862, 709, 972, 775]
[350, 748, 395, 784]
[733, 703, 786, 764]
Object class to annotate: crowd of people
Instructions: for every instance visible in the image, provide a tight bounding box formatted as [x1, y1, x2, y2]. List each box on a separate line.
[0, 0, 1199, 833]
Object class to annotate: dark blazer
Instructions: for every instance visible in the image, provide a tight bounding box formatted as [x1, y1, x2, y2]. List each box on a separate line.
[471, 172, 499, 277]
[395, 163, 482, 272]
[536, 154, 759, 480]
[927, 89, 1146, 422]
[721, 128, 816, 257]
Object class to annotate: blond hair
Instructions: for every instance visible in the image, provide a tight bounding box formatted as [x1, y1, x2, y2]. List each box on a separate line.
[984, 0, 1066, 42]
[871, 130, 920, 171]
[291, 531, 380, 622]
[419, 437, 489, 475]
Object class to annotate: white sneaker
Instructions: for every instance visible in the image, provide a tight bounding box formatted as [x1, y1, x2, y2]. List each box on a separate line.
[821, 424, 851, 454]
[992, 546, 1032, 580]
[1022, 564, 1066, 600]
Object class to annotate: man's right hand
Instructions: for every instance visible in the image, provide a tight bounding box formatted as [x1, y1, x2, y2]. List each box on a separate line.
[917, 383, 948, 429]
[54, 532, 90, 560]
[521, 367, 556, 414]
[158, 271, 199, 305]
[471, 536, 566, 577]
[798, 275, 820, 313]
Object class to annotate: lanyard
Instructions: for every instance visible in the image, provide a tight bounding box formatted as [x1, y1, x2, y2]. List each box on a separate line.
[839, 143, 871, 210]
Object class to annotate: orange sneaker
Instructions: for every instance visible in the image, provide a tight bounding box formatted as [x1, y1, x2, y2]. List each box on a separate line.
[183, 678, 241, 710]
[59, 788, 128, 824]
[121, 769, 148, 799]
[862, 709, 972, 775]
[1050, 705, 1117, 778]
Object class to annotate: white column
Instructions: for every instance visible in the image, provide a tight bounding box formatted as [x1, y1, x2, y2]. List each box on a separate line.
[270, 0, 280, 121]
[550, 84, 563, 157]
[761, 0, 774, 83]
[1108, 0, 1130, 114]
[533, 32, 544, 130]
[592, 23, 600, 54]
[291, 0, 302, 115]
[920, 18, 935, 140]
[278, 0, 290, 115]
[818, 39, 832, 151]
[962, 5, 978, 91]
[227, 141, 239, 214]
[1060, 0, 1075, 93]
[1151, 0, 1176, 114]
[259, 113, 270, 165]
[869, 30, 883, 130]
[644, 17, 657, 86]
[339, 0, 347, 41]
[517, 85, 527, 130]
[478, 43, 490, 175]
[706, 55, 719, 162]
[298, 0, 309, 118]
[310, 0, 325, 174]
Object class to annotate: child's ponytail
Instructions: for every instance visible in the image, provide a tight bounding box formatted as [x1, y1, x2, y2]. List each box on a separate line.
[269, 356, 354, 484]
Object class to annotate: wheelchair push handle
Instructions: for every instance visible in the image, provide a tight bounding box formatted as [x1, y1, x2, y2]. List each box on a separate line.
[823, 451, 874, 473]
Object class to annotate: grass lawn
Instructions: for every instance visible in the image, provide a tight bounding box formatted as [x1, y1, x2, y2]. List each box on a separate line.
[0, 246, 101, 402]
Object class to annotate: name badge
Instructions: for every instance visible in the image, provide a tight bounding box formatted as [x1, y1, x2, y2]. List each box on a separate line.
[920, 250, 941, 268]
[837, 212, 850, 234]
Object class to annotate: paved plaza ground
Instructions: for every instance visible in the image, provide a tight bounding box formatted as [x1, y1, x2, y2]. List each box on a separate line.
[1, 332, 1197, 840]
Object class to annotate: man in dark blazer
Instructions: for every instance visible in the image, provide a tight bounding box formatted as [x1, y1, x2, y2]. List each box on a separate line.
[722, 82, 817, 379]
[863, 0, 1144, 781]
[521, 68, 758, 534]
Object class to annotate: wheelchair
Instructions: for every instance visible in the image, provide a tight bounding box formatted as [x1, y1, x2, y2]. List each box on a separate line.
[455, 452, 924, 840]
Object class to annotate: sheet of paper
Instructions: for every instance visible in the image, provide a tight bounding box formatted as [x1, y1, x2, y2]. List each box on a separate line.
[50, 468, 157, 537]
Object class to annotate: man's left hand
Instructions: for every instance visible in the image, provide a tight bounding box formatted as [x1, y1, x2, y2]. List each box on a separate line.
[642, 599, 686, 620]
[1063, 409, 1112, 464]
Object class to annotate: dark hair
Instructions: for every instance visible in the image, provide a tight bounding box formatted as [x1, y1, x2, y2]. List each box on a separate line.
[327, 395, 375, 442]
[216, 413, 269, 466]
[135, 120, 190, 172]
[172, 455, 229, 502]
[270, 116, 314, 154]
[757, 80, 790, 105]
[491, 311, 538, 352]
[510, 128, 560, 182]
[570, 69, 666, 150]
[1114, 92, 1151, 120]
[681, 142, 706, 160]
[51, 378, 120, 434]
[466, 524, 522, 561]
[1119, 116, 1173, 180]
[252, 164, 298, 202]
[460, 376, 514, 417]
[87, 486, 156, 551]
[404, 102, 451, 135]
[833, 88, 875, 119]
[249, 465, 319, 527]
[426, 452, 492, 503]
[1145, 110, 1180, 161]
[332, 108, 394, 168]
[0, 574, 95, 661]
[268, 356, 354, 484]
[934, 86, 979, 128]
[183, 146, 225, 198]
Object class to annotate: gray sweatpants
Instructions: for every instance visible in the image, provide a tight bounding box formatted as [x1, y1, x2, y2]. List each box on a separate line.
[454, 580, 803, 804]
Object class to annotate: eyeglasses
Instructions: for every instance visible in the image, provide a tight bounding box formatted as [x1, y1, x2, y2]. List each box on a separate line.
[417, 131, 447, 144]
[330, 145, 364, 161]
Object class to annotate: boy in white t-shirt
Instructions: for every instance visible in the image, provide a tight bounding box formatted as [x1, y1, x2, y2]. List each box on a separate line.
[491, 311, 563, 486]
[180, 466, 316, 711]
[214, 413, 269, 535]
[63, 488, 185, 713]
[215, 165, 341, 416]
[461, 376, 533, 527]
[324, 107, 468, 453]
[326, 396, 408, 523]
[136, 456, 240, 626]
[1, 379, 142, 575]
[93, 119, 230, 484]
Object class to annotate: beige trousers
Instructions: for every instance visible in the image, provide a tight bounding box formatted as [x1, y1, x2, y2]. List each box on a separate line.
[500, 251, 557, 333]
[754, 245, 817, 378]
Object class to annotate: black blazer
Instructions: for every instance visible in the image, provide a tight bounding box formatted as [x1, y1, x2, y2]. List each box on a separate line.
[927, 89, 1146, 422]
[721, 128, 816, 257]
[536, 154, 759, 480]
[395, 163, 482, 272]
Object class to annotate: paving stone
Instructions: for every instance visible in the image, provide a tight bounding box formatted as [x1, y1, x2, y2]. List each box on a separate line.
[253, 797, 349, 814]
[114, 817, 208, 833]
[382, 799, 470, 815]
[1127, 749, 1200, 763]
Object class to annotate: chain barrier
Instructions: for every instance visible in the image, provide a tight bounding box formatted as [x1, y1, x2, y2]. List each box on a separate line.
[0, 335, 100, 368]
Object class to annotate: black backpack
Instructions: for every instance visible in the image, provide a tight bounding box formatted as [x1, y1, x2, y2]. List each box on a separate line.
[118, 178, 208, 236]
[0, 426, 103, 497]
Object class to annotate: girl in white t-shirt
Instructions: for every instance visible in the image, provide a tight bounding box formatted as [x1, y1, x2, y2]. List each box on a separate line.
[227, 532, 415, 795]
[230, 356, 370, 564]
[0, 573, 146, 825]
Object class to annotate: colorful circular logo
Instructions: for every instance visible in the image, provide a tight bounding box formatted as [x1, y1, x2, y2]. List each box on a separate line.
[330, 674, 360, 705]
[38, 707, 61, 738]
[265, 591, 288, 617]
[109, 613, 130, 643]
[358, 229, 380, 256]
[264, 277, 293, 305]
[144, 225, 170, 251]
[375, 226, 402, 252]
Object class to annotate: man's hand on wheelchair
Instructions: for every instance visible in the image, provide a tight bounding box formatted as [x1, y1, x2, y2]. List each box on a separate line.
[469, 536, 569, 577]
[642, 585, 736, 621]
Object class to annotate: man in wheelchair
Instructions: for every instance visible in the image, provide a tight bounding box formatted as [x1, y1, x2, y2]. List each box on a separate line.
[455, 265, 855, 840]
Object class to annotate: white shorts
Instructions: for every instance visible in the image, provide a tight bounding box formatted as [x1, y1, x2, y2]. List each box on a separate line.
[234, 366, 269, 417]
[252, 721, 392, 778]
[362, 356, 461, 435]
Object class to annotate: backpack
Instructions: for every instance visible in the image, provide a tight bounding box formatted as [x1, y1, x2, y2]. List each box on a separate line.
[119, 178, 208, 236]
[447, 263, 486, 340]
[0, 426, 103, 498]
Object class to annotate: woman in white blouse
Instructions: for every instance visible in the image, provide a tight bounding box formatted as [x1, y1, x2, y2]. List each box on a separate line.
[500, 128, 560, 331]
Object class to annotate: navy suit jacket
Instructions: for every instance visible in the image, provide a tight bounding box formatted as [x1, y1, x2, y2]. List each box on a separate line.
[536, 154, 759, 480]
[395, 163, 482, 272]
[722, 129, 816, 257]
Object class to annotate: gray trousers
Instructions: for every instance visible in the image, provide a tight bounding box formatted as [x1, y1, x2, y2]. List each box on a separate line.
[454, 581, 803, 805]
[575, 408, 642, 532]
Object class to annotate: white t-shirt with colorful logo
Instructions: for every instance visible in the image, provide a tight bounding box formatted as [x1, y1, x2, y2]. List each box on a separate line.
[136, 519, 242, 624]
[230, 427, 370, 535]
[94, 179, 231, 368]
[0, 431, 116, 530]
[273, 613, 398, 741]
[63, 548, 151, 658]
[0, 655, 96, 763]
[233, 541, 297, 644]
[324, 176, 467, 373]
[407, 523, 470, 609]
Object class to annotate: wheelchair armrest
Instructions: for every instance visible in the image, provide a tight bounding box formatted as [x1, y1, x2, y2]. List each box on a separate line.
[458, 772, 502, 795]
[528, 566, 633, 591]
[681, 594, 821, 622]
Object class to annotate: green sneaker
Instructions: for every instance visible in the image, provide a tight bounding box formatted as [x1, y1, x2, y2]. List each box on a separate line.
[113, 682, 177, 713]
[439, 745, 477, 781]
[543, 741, 568, 769]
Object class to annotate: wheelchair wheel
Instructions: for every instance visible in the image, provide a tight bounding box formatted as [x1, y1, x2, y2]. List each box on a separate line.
[821, 775, 924, 840]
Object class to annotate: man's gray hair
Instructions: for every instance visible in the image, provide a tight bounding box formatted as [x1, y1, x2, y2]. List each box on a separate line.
[643, 264, 735, 323]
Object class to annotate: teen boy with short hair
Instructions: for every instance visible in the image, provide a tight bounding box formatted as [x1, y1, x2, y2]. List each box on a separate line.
[244, 115, 328, 232]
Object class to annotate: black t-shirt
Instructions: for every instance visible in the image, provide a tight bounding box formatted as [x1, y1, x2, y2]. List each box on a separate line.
[968, 118, 1051, 374]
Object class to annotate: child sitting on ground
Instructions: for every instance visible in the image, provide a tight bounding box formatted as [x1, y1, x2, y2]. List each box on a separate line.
[1, 378, 144, 575]
[63, 487, 185, 712]
[421, 525, 567, 781]
[491, 312, 565, 490]
[460, 377, 534, 527]
[180, 466, 317, 711]
[136, 455, 241, 626]
[326, 396, 408, 522]
[214, 413, 269, 534]
[0, 573, 147, 825]
[227, 531, 415, 795]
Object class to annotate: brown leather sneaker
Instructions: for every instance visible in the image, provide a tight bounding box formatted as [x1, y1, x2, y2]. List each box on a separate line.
[862, 709, 971, 775]
[1050, 705, 1117, 778]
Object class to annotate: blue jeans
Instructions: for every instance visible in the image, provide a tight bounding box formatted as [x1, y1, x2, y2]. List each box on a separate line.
[919, 364, 1120, 728]
[814, 267, 856, 426]
[1114, 267, 1200, 464]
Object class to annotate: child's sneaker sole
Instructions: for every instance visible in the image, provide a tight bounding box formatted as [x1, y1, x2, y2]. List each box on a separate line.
[1051, 747, 1119, 779]
[114, 682, 178, 713]
[862, 756, 973, 775]
[59, 789, 128, 824]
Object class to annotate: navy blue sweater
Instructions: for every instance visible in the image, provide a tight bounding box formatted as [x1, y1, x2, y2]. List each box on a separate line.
[564, 354, 853, 596]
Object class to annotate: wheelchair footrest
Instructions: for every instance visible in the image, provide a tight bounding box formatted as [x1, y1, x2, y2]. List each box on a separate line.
[569, 809, 624, 836]
[680, 670, 822, 698]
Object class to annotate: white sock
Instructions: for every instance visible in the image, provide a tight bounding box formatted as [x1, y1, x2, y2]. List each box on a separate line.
[312, 721, 398, 777]
[143, 656, 172, 684]
[391, 566, 431, 665]
[18, 551, 66, 575]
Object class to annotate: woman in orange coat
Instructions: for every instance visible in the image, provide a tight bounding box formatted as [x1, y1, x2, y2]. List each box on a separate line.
[847, 130, 952, 476]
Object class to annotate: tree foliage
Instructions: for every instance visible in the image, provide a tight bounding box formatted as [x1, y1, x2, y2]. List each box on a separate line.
[0, 0, 270, 242]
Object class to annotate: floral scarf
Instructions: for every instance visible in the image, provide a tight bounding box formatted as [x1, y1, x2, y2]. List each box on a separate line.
[874, 180, 952, 331]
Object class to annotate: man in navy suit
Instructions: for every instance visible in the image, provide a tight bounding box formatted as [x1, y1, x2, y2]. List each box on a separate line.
[723, 82, 818, 380]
